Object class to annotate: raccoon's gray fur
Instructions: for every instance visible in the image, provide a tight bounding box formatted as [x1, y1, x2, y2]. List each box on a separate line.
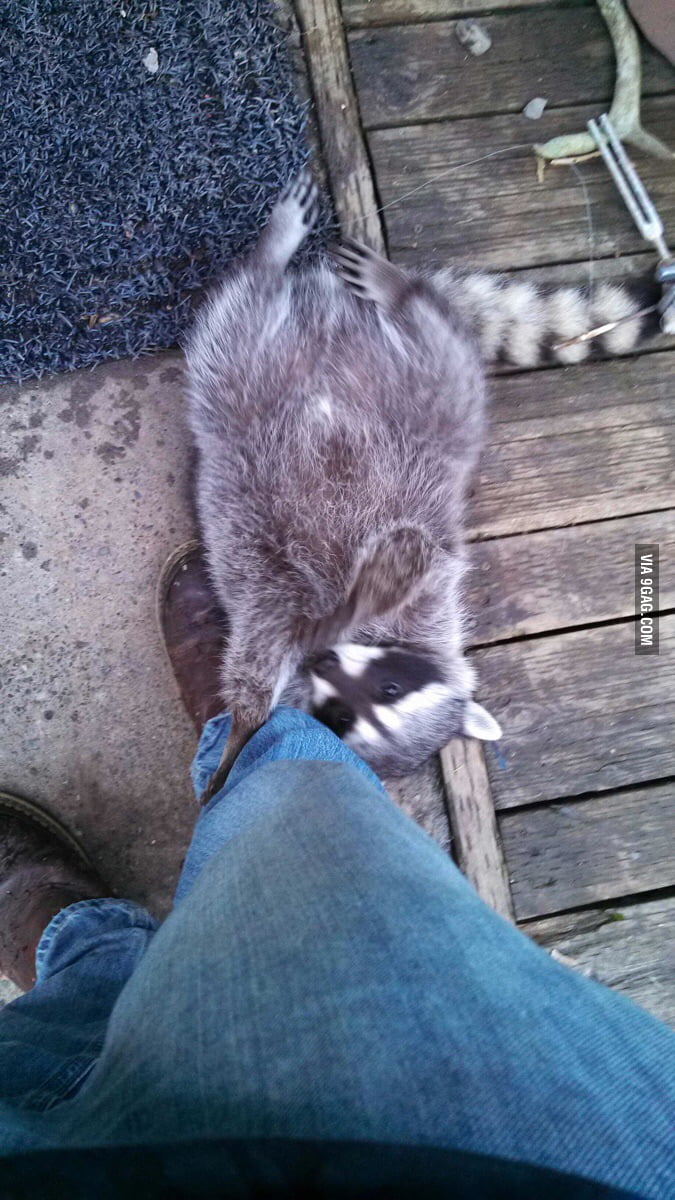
[185, 171, 500, 795]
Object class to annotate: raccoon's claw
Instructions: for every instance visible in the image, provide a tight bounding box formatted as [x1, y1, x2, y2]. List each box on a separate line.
[329, 246, 369, 298]
[277, 168, 319, 224]
[330, 238, 374, 269]
[330, 239, 372, 296]
[303, 197, 320, 229]
[279, 167, 309, 200]
[199, 708, 265, 805]
[331, 239, 405, 309]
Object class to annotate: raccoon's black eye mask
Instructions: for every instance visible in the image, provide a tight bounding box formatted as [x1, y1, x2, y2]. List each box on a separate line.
[365, 650, 441, 701]
[307, 642, 502, 781]
[308, 644, 445, 738]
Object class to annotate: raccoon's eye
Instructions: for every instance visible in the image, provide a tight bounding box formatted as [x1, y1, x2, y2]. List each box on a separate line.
[380, 682, 402, 700]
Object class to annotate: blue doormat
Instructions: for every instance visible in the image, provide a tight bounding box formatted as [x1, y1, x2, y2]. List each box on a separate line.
[0, 1, 328, 383]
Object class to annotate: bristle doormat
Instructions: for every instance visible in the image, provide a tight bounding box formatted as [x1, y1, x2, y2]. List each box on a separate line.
[0, 1, 329, 383]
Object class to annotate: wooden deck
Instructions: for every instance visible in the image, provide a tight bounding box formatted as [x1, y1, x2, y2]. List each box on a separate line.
[293, 0, 675, 1025]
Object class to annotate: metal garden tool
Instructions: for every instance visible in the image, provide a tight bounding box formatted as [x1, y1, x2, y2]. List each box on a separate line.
[588, 112, 675, 334]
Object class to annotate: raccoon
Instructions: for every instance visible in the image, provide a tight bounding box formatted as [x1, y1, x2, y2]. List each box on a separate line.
[185, 170, 650, 798]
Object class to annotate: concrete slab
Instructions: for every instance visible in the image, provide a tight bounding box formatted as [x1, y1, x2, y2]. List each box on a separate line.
[1, 350, 451, 947]
[1, 353, 197, 917]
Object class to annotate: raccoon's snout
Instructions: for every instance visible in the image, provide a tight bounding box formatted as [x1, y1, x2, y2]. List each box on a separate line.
[314, 696, 355, 737]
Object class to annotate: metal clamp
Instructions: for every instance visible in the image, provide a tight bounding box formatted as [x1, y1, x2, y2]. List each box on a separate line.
[588, 113, 673, 334]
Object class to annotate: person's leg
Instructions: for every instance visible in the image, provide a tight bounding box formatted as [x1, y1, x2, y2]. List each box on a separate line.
[0, 899, 157, 1110]
[4, 543, 672, 1196]
[0, 545, 353, 1137]
[175, 705, 384, 902]
[40, 718, 674, 1199]
[0, 794, 158, 1118]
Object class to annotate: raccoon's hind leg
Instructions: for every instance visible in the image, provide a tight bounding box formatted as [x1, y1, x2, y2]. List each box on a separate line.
[252, 169, 319, 272]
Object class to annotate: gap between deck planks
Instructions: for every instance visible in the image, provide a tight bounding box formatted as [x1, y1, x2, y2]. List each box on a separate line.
[525, 897, 675, 1028]
[366, 98, 675, 269]
[348, 9, 673, 127]
[342, 0, 596, 27]
[295, 0, 514, 920]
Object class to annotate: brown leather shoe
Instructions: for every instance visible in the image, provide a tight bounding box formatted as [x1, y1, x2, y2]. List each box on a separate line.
[157, 540, 228, 735]
[0, 793, 108, 991]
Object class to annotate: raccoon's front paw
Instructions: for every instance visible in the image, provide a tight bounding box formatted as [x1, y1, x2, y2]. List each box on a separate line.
[266, 169, 320, 264]
[277, 168, 320, 227]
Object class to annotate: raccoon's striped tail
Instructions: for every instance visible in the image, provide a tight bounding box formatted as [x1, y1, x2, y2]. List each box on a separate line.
[430, 268, 660, 368]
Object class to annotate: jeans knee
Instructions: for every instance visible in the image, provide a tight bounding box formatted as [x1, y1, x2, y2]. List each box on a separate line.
[271, 760, 392, 830]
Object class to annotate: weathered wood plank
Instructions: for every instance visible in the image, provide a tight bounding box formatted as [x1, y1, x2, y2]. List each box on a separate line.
[295, 0, 385, 249]
[466, 511, 675, 645]
[440, 737, 515, 919]
[368, 98, 675, 269]
[468, 350, 675, 538]
[392, 245, 655, 283]
[500, 783, 675, 917]
[275, 0, 332, 196]
[349, 11, 673, 127]
[386, 757, 452, 851]
[342, 0, 582, 29]
[525, 897, 675, 1028]
[472, 617, 675, 808]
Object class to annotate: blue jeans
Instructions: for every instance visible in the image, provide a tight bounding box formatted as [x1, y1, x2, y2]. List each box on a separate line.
[1, 708, 674, 1196]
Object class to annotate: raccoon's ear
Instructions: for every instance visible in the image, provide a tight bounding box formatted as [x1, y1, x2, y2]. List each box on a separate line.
[306, 525, 436, 651]
[463, 700, 502, 741]
[349, 525, 436, 622]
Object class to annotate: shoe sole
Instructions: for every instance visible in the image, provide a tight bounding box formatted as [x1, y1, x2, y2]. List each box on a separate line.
[0, 791, 96, 871]
[155, 538, 204, 650]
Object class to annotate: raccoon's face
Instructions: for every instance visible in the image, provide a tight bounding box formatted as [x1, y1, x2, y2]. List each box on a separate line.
[307, 642, 501, 777]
